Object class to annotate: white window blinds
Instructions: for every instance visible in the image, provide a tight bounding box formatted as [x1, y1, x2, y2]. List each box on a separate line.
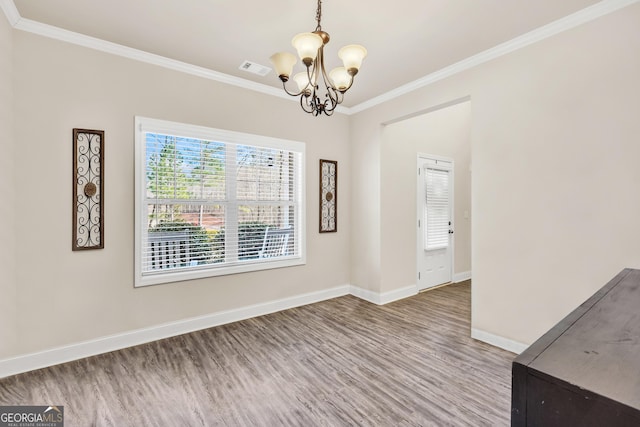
[135, 117, 306, 287]
[424, 166, 450, 250]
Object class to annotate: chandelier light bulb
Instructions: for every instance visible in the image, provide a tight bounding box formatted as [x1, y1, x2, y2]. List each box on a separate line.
[269, 52, 297, 81]
[329, 67, 351, 92]
[293, 72, 312, 94]
[338, 45, 368, 75]
[292, 32, 323, 66]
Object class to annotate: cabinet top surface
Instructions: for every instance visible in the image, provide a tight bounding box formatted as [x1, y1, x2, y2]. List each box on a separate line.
[525, 269, 640, 409]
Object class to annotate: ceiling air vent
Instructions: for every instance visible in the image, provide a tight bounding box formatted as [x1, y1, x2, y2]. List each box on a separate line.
[239, 61, 271, 77]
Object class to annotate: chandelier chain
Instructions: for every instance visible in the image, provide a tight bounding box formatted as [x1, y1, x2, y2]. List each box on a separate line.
[315, 0, 322, 31]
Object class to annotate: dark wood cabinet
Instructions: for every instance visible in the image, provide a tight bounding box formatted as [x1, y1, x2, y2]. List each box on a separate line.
[512, 268, 640, 426]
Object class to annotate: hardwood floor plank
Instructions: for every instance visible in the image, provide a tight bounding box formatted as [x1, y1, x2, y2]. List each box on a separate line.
[0, 282, 515, 426]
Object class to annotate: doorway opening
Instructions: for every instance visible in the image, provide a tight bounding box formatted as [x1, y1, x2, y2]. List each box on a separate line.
[380, 98, 471, 296]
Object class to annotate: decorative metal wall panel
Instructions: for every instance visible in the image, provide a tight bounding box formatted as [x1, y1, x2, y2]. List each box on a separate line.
[319, 159, 337, 233]
[73, 129, 104, 250]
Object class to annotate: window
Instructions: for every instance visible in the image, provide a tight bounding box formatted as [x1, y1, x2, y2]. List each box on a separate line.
[135, 117, 305, 287]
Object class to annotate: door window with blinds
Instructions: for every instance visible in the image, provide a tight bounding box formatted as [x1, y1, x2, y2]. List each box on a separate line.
[424, 162, 451, 250]
[134, 117, 305, 287]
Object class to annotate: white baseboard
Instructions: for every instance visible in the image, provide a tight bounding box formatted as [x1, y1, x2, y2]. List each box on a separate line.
[379, 285, 418, 304]
[454, 271, 472, 283]
[349, 285, 417, 305]
[1, 282, 523, 379]
[348, 285, 381, 305]
[0, 285, 350, 379]
[471, 328, 529, 354]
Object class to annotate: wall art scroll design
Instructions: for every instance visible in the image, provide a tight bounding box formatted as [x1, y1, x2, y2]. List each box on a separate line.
[319, 159, 337, 233]
[73, 129, 104, 250]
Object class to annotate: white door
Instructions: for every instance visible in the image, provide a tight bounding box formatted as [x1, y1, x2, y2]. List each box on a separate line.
[417, 156, 453, 291]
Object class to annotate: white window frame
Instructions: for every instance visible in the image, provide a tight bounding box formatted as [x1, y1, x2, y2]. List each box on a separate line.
[134, 116, 306, 287]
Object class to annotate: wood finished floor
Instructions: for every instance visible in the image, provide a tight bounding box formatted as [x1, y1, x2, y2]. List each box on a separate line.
[0, 282, 515, 426]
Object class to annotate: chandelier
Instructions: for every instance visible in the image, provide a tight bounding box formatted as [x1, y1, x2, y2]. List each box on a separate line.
[270, 0, 367, 116]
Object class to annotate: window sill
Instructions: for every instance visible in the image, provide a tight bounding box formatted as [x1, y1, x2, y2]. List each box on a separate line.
[134, 256, 306, 287]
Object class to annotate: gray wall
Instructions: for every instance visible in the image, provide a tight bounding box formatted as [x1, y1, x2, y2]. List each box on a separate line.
[9, 30, 351, 356]
[0, 11, 16, 358]
[350, 4, 640, 345]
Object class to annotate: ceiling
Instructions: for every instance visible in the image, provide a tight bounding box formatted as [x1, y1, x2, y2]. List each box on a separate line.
[10, 0, 603, 108]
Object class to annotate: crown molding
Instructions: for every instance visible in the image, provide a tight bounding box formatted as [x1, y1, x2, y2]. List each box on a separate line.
[2, 0, 638, 116]
[0, 0, 19, 26]
[11, 17, 351, 115]
[348, 0, 640, 114]
[15, 18, 293, 98]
